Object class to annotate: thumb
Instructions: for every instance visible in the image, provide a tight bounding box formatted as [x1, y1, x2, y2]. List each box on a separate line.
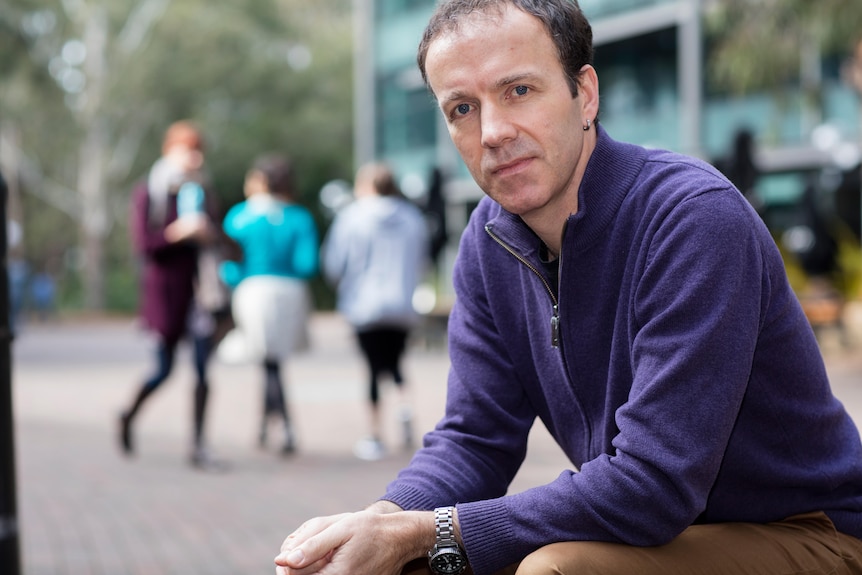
[275, 536, 338, 569]
[275, 547, 306, 567]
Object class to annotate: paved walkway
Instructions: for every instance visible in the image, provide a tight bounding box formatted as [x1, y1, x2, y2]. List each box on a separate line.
[9, 312, 862, 574]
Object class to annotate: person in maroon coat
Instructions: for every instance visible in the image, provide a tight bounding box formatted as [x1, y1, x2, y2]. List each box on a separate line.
[119, 120, 226, 470]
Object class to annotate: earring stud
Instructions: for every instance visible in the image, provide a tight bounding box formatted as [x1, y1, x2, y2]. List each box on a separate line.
[583, 119, 591, 131]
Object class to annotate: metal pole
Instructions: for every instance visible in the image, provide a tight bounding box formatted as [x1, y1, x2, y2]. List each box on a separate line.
[352, 0, 376, 171]
[0, 170, 21, 575]
[678, 0, 703, 158]
[849, 38, 862, 298]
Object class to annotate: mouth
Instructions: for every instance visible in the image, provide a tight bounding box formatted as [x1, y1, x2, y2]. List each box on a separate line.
[491, 157, 533, 177]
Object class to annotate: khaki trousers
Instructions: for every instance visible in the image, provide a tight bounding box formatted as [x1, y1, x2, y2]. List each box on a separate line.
[404, 512, 862, 575]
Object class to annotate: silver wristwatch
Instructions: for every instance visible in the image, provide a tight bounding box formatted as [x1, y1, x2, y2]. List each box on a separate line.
[428, 506, 468, 575]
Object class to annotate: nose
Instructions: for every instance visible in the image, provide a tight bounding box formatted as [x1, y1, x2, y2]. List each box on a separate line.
[480, 104, 517, 148]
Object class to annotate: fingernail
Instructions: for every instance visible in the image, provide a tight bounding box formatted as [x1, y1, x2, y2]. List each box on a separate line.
[287, 548, 305, 565]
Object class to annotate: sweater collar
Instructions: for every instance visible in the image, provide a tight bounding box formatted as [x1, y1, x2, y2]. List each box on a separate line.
[567, 125, 648, 251]
[485, 126, 648, 255]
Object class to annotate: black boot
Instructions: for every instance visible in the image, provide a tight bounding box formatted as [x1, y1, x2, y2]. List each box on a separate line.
[118, 384, 155, 456]
[189, 382, 228, 472]
[193, 382, 208, 450]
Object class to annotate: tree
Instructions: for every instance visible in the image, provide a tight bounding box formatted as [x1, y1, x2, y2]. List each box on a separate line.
[704, 0, 862, 131]
[0, 0, 353, 311]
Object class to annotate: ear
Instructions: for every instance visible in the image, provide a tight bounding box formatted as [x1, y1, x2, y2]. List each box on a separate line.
[577, 64, 599, 121]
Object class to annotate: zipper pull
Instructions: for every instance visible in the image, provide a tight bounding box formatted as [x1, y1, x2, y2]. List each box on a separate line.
[550, 304, 560, 348]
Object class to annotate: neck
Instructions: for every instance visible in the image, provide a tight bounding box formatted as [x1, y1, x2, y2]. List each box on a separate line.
[521, 195, 575, 258]
[527, 129, 596, 254]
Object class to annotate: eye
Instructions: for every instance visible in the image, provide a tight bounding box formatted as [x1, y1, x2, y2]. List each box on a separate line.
[513, 85, 529, 96]
[455, 103, 471, 116]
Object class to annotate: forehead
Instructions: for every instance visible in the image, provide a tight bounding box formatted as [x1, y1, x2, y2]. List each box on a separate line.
[425, 6, 559, 95]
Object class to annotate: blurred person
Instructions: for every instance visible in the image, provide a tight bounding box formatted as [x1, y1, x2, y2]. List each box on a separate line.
[5, 214, 27, 332]
[275, 2, 862, 574]
[29, 268, 56, 321]
[714, 127, 761, 212]
[321, 162, 429, 461]
[218, 153, 319, 455]
[6, 257, 27, 333]
[119, 120, 226, 471]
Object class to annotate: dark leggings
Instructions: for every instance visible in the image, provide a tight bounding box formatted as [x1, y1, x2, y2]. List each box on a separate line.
[127, 334, 211, 448]
[263, 358, 289, 422]
[356, 327, 409, 405]
[143, 336, 209, 391]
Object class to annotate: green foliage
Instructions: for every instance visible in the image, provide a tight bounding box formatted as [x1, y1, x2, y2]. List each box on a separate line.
[1, 0, 354, 312]
[705, 0, 862, 95]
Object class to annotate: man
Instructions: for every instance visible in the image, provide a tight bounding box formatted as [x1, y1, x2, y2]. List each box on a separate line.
[275, 1, 862, 574]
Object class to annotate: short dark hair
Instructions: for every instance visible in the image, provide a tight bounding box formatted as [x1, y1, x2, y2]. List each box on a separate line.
[252, 154, 295, 198]
[358, 162, 402, 198]
[417, 0, 593, 98]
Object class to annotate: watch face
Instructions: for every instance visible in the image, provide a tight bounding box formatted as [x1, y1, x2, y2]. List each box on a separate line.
[431, 549, 466, 575]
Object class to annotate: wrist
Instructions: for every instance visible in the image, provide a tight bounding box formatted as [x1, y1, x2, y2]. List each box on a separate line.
[428, 506, 468, 575]
[367, 499, 403, 514]
[367, 509, 437, 566]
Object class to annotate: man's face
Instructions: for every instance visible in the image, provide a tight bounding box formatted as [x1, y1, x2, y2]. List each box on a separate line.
[425, 5, 597, 225]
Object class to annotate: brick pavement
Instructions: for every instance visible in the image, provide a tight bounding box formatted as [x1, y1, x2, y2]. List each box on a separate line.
[9, 312, 862, 574]
[10, 313, 569, 575]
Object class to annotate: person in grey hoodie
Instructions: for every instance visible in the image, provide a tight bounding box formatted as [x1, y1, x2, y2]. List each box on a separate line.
[322, 162, 429, 461]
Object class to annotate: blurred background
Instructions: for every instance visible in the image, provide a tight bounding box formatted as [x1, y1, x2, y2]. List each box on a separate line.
[4, 2, 862, 573]
[2, 0, 862, 329]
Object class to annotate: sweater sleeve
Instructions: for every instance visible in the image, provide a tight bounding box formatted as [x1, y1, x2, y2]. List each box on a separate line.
[129, 182, 173, 257]
[321, 212, 349, 287]
[382, 206, 538, 568]
[289, 208, 320, 279]
[220, 204, 246, 287]
[387, 189, 772, 575]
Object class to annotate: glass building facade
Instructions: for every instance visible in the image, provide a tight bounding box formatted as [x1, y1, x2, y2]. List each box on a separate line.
[353, 0, 862, 292]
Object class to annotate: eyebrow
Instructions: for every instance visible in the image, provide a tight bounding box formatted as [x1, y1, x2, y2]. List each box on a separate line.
[439, 72, 539, 108]
[439, 90, 470, 108]
[495, 72, 537, 89]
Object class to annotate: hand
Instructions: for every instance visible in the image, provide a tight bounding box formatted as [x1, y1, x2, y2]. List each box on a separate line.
[164, 216, 212, 244]
[274, 508, 434, 575]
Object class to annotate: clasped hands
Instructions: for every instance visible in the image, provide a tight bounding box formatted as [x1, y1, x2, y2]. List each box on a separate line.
[275, 502, 434, 575]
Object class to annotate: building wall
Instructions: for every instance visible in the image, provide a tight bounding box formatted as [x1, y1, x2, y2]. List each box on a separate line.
[357, 0, 862, 297]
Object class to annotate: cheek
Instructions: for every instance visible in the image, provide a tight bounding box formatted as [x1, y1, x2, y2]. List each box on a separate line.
[450, 129, 481, 166]
[544, 119, 580, 162]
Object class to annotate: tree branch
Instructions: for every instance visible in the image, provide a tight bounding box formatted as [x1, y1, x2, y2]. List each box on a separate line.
[116, 0, 171, 56]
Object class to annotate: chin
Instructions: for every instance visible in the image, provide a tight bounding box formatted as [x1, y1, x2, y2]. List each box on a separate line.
[490, 191, 541, 216]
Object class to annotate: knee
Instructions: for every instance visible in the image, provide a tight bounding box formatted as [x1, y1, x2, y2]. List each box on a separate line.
[144, 369, 169, 390]
[515, 542, 607, 575]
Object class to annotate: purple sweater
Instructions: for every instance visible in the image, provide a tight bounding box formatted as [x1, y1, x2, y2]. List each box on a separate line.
[382, 128, 862, 574]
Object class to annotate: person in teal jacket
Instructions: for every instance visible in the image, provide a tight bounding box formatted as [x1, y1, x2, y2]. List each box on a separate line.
[219, 153, 319, 455]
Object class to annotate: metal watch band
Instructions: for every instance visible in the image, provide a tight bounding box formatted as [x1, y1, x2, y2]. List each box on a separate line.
[434, 506, 458, 547]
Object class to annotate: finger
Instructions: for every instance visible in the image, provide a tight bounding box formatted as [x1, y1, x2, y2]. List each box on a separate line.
[276, 527, 344, 570]
[280, 521, 317, 554]
[275, 546, 303, 567]
[280, 513, 351, 554]
[280, 531, 301, 554]
[274, 549, 332, 575]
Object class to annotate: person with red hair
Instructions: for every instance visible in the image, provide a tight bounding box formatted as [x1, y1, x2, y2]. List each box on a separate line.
[119, 120, 229, 471]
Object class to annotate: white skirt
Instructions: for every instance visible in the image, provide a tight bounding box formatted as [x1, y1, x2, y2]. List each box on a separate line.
[217, 276, 310, 364]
